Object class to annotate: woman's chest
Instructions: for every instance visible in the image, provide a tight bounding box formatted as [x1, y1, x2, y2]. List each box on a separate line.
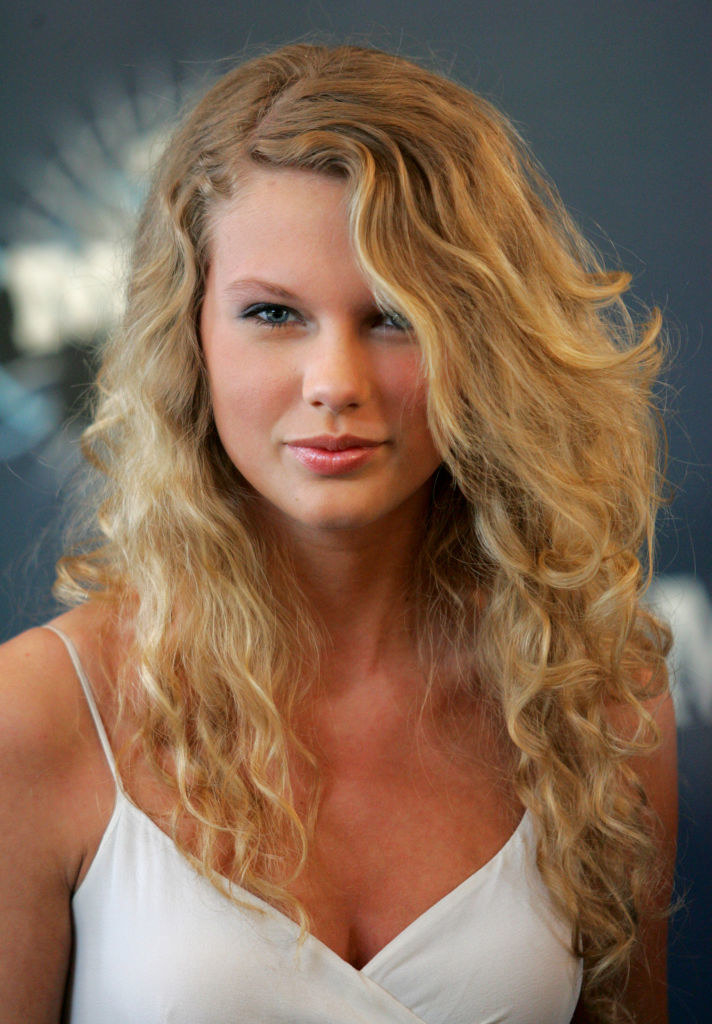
[82, 675, 522, 970]
[284, 734, 523, 968]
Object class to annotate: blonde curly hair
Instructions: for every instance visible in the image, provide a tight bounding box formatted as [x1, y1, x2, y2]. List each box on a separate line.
[56, 42, 672, 1022]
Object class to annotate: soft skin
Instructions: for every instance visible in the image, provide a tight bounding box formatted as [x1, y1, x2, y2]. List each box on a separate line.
[199, 167, 442, 544]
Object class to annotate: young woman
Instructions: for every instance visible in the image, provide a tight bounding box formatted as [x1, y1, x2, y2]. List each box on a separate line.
[0, 43, 677, 1023]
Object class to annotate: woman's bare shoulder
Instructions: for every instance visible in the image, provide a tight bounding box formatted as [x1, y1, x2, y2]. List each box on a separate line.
[0, 602, 113, 742]
[0, 604, 119, 1020]
[0, 601, 119, 847]
[604, 668, 677, 817]
[0, 619, 83, 771]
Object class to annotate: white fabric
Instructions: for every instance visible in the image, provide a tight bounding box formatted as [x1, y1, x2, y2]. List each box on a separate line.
[49, 626, 582, 1024]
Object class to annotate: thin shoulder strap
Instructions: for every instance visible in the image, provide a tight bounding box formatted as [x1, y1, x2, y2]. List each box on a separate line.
[44, 624, 121, 787]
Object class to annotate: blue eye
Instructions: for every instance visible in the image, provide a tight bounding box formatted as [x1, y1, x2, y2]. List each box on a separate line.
[381, 311, 411, 331]
[241, 303, 299, 328]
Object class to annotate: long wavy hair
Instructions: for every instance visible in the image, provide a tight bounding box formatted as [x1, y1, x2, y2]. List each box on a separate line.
[56, 42, 672, 1022]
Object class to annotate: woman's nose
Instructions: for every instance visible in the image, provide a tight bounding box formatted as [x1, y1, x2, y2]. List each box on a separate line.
[302, 328, 371, 413]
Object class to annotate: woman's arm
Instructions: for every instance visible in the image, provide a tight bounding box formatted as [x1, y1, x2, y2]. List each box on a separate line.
[572, 686, 679, 1023]
[0, 630, 80, 1023]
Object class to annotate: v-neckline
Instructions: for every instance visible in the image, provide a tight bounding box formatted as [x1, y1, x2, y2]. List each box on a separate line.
[112, 789, 530, 977]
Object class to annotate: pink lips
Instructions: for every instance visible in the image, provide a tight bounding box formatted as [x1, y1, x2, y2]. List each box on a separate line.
[286, 435, 384, 475]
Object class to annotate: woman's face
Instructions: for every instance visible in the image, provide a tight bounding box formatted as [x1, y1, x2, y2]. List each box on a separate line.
[200, 166, 441, 540]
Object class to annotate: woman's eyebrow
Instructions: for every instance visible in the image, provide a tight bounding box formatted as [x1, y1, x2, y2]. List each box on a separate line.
[223, 278, 300, 301]
[221, 278, 387, 318]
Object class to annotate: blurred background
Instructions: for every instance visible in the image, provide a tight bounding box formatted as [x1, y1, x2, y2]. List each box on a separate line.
[0, 0, 709, 1016]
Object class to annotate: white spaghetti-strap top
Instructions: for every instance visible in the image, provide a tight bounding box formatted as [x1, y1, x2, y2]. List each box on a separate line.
[48, 625, 583, 1024]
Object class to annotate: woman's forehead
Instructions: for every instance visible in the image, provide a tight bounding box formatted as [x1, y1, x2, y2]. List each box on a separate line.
[206, 166, 349, 245]
[203, 169, 381, 311]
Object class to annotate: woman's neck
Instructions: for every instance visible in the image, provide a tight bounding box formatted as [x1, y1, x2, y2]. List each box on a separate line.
[267, 501, 429, 691]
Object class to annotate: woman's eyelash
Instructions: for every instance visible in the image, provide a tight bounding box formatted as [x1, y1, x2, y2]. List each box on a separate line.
[240, 303, 299, 329]
[382, 311, 411, 331]
[238, 303, 412, 332]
